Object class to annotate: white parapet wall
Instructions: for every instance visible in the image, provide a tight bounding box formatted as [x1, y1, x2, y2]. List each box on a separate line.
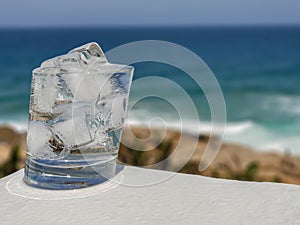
[1, 166, 300, 225]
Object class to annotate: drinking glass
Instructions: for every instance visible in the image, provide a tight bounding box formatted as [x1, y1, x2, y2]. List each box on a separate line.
[24, 42, 134, 189]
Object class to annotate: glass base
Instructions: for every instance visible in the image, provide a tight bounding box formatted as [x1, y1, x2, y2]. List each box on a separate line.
[24, 156, 117, 190]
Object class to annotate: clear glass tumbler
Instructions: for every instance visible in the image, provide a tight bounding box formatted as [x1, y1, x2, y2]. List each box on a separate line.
[24, 42, 134, 189]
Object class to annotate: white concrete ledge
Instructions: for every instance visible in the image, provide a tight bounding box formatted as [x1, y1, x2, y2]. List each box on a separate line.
[1, 166, 300, 225]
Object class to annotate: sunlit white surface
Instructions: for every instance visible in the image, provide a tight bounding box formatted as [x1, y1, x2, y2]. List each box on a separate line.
[1, 166, 300, 225]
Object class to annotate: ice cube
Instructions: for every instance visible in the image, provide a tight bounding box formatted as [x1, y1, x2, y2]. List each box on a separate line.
[84, 130, 114, 152]
[48, 103, 93, 147]
[36, 42, 129, 103]
[56, 73, 74, 101]
[109, 72, 132, 93]
[111, 94, 127, 128]
[68, 42, 106, 59]
[41, 42, 106, 69]
[94, 130, 113, 151]
[30, 42, 133, 147]
[30, 71, 58, 115]
[88, 93, 126, 134]
[62, 71, 112, 102]
[92, 93, 126, 131]
[27, 120, 56, 158]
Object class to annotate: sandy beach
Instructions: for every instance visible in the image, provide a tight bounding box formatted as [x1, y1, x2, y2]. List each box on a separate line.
[1, 125, 300, 185]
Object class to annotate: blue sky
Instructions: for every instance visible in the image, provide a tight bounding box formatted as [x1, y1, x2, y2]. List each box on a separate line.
[1, 0, 300, 27]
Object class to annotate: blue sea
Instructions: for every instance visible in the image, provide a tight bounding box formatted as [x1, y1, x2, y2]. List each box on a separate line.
[0, 27, 299, 153]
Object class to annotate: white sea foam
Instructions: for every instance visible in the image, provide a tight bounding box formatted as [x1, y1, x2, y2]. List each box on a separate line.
[125, 118, 300, 154]
[262, 94, 300, 115]
[126, 118, 252, 135]
[0, 120, 28, 132]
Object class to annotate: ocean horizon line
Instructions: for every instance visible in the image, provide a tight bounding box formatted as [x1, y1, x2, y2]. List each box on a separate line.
[1, 24, 300, 30]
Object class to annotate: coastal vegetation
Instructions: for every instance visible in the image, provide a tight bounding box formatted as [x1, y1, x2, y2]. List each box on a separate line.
[1, 126, 299, 184]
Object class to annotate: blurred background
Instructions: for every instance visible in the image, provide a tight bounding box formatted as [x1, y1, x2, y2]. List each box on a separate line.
[0, 0, 300, 183]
